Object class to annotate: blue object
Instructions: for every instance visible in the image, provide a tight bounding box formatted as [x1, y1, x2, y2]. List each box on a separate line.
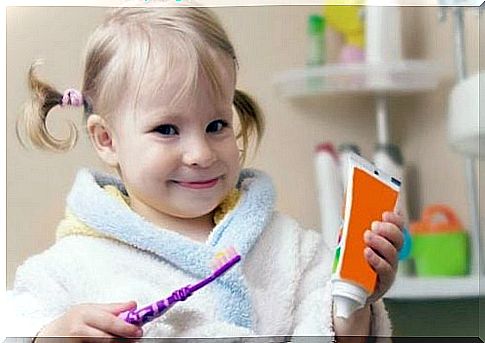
[399, 227, 412, 260]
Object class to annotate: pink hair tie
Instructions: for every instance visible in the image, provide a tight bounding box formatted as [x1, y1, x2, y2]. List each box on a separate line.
[61, 88, 84, 107]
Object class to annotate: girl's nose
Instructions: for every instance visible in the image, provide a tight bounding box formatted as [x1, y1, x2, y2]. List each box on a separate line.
[182, 136, 217, 168]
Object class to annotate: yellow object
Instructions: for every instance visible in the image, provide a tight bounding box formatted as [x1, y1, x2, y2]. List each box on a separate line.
[213, 188, 241, 225]
[323, 5, 364, 48]
[56, 208, 110, 241]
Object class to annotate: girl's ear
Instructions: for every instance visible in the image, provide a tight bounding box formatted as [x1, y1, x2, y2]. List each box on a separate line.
[87, 114, 119, 167]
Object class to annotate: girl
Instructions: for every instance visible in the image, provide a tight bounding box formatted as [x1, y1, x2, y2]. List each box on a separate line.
[7, 5, 404, 341]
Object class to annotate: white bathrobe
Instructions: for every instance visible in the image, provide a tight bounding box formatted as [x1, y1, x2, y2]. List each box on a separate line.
[5, 168, 392, 339]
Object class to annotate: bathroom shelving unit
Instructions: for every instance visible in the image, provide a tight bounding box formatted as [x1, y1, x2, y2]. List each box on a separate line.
[273, 60, 442, 146]
[273, 61, 441, 98]
[273, 61, 485, 301]
[386, 275, 485, 300]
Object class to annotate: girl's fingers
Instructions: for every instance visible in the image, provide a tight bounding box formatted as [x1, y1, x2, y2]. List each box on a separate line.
[84, 305, 142, 338]
[364, 229, 398, 269]
[365, 246, 395, 305]
[99, 301, 138, 315]
[370, 221, 404, 252]
[382, 211, 405, 230]
[364, 247, 395, 286]
[365, 217, 403, 304]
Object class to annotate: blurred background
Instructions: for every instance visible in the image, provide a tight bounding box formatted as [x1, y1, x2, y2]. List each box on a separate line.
[6, 4, 484, 337]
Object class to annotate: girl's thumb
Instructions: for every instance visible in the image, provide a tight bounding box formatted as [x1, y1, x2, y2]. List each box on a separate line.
[105, 301, 138, 314]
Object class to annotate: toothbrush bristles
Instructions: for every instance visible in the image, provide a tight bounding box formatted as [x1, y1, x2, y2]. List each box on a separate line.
[211, 246, 240, 271]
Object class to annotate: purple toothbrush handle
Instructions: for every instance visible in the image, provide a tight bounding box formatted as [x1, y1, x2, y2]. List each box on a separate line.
[189, 254, 241, 293]
[120, 254, 241, 326]
[119, 287, 192, 326]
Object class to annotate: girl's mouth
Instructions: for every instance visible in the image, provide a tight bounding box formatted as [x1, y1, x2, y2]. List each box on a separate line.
[173, 177, 220, 189]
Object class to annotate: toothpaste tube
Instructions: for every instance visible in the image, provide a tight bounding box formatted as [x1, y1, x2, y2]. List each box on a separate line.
[331, 152, 401, 318]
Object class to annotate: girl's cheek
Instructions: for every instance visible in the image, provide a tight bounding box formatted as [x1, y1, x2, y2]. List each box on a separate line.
[223, 137, 240, 158]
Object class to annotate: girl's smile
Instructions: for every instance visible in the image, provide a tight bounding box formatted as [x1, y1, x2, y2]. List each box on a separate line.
[172, 176, 221, 190]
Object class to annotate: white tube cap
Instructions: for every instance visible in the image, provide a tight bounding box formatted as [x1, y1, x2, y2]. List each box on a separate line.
[334, 295, 364, 319]
[332, 279, 367, 318]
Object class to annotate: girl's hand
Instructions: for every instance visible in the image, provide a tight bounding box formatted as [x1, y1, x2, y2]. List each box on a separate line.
[36, 301, 143, 341]
[364, 211, 405, 304]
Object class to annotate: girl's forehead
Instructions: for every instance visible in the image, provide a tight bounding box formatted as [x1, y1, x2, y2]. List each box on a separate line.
[113, 39, 236, 121]
[132, 72, 234, 121]
[140, 56, 235, 107]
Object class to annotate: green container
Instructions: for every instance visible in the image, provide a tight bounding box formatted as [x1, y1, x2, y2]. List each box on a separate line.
[411, 231, 470, 276]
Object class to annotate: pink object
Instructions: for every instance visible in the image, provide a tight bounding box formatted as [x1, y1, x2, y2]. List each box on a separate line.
[61, 88, 84, 107]
[339, 45, 365, 64]
[315, 142, 339, 163]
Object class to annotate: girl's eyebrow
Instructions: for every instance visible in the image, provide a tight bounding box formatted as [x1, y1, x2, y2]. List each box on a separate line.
[140, 105, 233, 126]
[140, 109, 184, 125]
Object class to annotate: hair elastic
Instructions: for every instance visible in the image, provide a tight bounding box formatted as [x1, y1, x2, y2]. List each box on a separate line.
[60, 88, 84, 107]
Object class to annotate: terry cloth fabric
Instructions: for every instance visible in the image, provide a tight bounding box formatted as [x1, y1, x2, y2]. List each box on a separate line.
[63, 168, 275, 329]
[6, 167, 394, 339]
[56, 185, 241, 240]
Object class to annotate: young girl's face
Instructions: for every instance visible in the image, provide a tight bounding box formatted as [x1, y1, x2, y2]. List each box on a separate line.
[110, 54, 240, 223]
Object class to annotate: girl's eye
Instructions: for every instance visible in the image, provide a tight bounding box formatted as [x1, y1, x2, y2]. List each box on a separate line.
[206, 120, 228, 133]
[154, 124, 178, 136]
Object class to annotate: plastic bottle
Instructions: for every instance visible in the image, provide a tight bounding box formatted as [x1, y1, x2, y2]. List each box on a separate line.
[314, 142, 343, 250]
[332, 153, 401, 318]
[365, 6, 402, 64]
[307, 14, 326, 66]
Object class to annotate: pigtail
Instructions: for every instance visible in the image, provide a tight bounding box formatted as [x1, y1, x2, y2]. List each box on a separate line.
[233, 89, 265, 163]
[16, 61, 79, 152]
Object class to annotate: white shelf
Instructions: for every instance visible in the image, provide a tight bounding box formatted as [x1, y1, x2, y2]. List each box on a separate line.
[273, 60, 442, 98]
[385, 275, 485, 300]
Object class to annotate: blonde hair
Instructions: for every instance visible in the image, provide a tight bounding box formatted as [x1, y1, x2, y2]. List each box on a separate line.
[18, 7, 264, 162]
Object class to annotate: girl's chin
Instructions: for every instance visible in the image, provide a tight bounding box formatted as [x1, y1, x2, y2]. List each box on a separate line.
[170, 203, 222, 219]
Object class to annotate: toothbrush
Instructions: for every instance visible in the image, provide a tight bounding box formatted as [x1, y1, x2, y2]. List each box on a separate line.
[119, 247, 241, 326]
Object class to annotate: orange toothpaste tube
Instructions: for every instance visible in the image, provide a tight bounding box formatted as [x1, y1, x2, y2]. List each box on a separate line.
[331, 152, 401, 318]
